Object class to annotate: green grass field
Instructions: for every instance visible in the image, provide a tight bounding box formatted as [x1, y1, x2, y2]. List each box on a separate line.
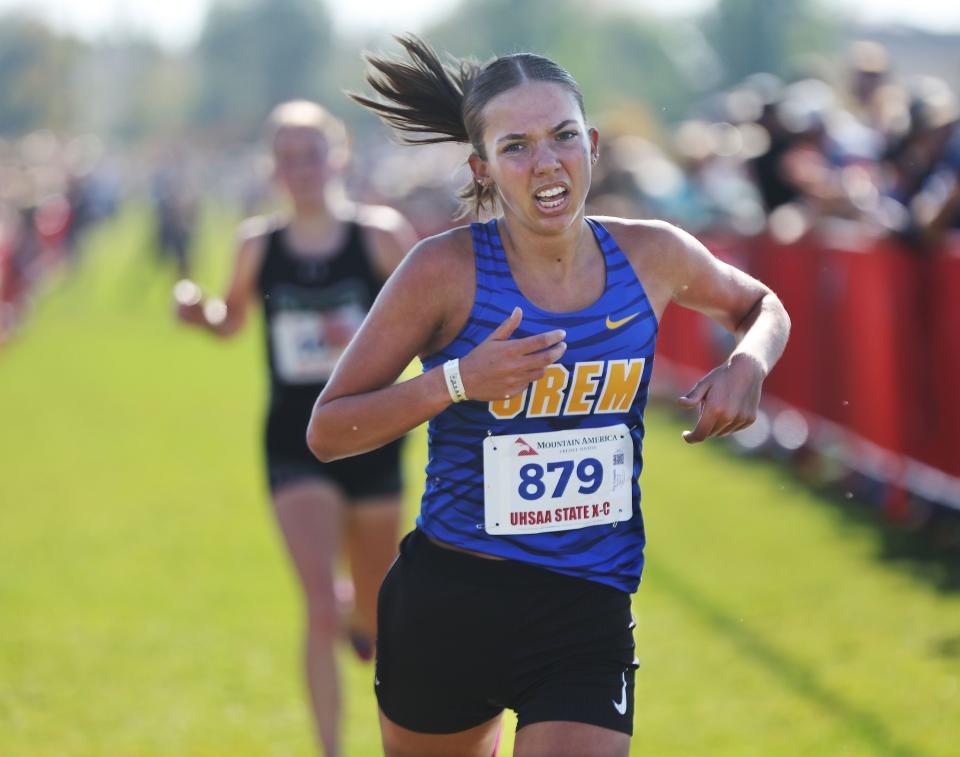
[2, 205, 959, 756]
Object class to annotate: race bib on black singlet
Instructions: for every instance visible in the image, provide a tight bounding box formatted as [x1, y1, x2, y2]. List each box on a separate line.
[269, 281, 367, 384]
[483, 424, 633, 535]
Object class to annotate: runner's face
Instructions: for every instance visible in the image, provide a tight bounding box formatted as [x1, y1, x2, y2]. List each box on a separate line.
[474, 81, 597, 233]
[272, 126, 339, 202]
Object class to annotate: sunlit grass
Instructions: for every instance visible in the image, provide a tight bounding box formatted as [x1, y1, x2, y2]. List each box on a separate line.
[1, 205, 958, 756]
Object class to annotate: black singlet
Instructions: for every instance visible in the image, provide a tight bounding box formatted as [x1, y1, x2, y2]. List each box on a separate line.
[255, 219, 402, 498]
[258, 220, 383, 407]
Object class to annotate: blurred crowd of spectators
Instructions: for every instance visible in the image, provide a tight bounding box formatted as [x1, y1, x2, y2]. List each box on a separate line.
[341, 41, 960, 257]
[0, 130, 119, 343]
[585, 41, 960, 250]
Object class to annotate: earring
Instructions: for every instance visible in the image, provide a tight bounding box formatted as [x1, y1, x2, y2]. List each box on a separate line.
[591, 153, 599, 164]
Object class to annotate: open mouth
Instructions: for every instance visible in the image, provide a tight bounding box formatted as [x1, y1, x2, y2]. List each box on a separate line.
[534, 184, 569, 210]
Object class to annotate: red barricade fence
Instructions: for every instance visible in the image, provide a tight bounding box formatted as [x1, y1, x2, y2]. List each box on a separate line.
[930, 246, 960, 477]
[656, 226, 960, 501]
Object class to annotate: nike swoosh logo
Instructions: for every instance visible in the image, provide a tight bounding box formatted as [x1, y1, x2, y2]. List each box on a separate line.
[605, 312, 640, 329]
[612, 672, 628, 715]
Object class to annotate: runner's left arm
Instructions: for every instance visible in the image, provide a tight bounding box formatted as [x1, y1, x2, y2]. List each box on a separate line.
[656, 222, 790, 443]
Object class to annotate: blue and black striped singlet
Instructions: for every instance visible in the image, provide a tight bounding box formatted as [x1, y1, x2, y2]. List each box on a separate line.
[419, 218, 658, 593]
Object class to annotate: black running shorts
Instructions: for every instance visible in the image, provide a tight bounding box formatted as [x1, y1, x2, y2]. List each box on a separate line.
[375, 529, 638, 735]
[264, 400, 403, 499]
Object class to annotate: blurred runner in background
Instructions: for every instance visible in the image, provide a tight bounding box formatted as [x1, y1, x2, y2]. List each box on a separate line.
[173, 100, 416, 757]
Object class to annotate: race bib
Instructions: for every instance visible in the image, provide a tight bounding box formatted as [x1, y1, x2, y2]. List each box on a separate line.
[271, 310, 343, 383]
[483, 424, 633, 535]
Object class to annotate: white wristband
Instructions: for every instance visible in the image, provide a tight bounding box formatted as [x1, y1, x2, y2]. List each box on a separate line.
[443, 358, 468, 403]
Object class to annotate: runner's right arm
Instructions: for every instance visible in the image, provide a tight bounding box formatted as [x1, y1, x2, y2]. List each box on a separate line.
[306, 229, 566, 462]
[173, 217, 267, 338]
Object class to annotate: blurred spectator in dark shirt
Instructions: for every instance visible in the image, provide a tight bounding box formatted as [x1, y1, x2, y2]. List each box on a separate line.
[883, 77, 960, 246]
[151, 150, 199, 279]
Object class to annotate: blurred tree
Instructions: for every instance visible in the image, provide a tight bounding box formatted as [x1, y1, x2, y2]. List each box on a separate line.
[585, 12, 706, 123]
[193, 0, 333, 138]
[73, 39, 196, 143]
[702, 0, 838, 86]
[422, 0, 695, 126]
[0, 14, 83, 135]
[425, 0, 580, 59]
